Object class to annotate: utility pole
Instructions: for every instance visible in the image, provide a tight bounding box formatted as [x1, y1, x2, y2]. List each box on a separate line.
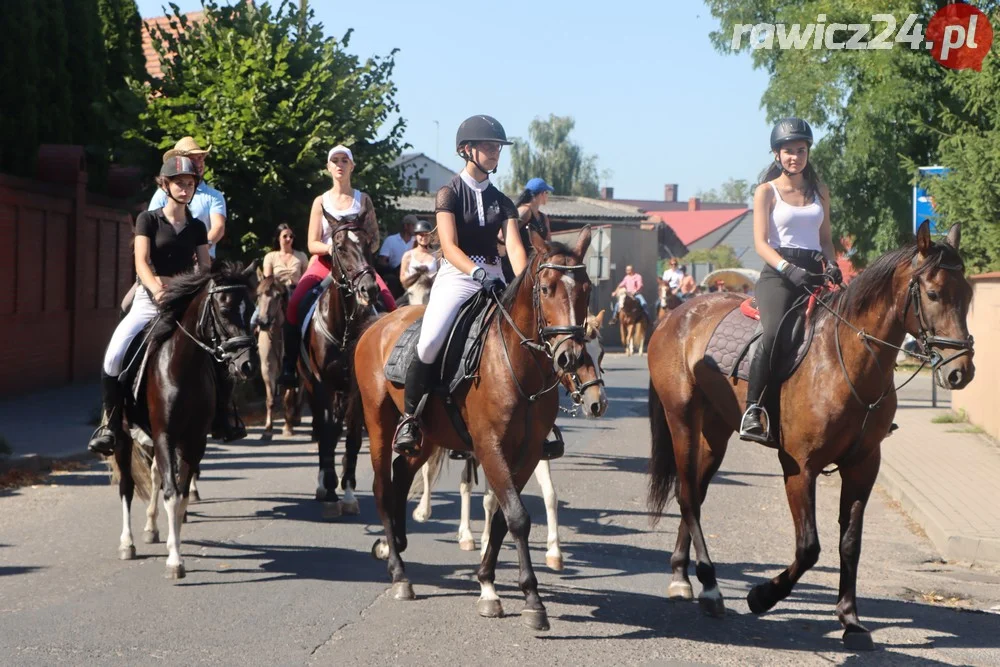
[433, 120, 440, 161]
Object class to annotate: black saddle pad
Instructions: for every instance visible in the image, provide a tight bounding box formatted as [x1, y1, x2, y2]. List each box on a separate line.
[120, 323, 156, 435]
[704, 302, 813, 383]
[384, 291, 496, 394]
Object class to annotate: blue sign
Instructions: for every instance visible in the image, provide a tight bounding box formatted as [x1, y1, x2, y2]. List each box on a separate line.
[913, 166, 949, 235]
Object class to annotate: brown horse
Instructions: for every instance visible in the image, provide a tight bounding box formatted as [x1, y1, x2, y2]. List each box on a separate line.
[255, 276, 291, 434]
[112, 262, 257, 579]
[616, 291, 648, 355]
[656, 278, 683, 320]
[646, 221, 974, 649]
[296, 221, 380, 518]
[352, 228, 593, 631]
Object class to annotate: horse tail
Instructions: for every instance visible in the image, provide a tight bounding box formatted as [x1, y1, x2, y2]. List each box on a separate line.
[408, 446, 446, 500]
[647, 379, 676, 524]
[108, 439, 154, 503]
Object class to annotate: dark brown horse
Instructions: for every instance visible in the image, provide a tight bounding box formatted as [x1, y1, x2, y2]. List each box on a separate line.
[656, 278, 683, 320]
[112, 262, 257, 579]
[646, 221, 974, 648]
[352, 228, 593, 631]
[616, 291, 648, 355]
[297, 221, 380, 518]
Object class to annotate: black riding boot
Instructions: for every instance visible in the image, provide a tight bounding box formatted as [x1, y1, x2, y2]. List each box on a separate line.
[88, 373, 126, 456]
[211, 369, 247, 442]
[541, 424, 566, 460]
[278, 321, 300, 387]
[739, 347, 771, 444]
[393, 359, 433, 456]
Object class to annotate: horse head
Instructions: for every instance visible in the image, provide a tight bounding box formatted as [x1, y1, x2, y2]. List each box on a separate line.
[328, 219, 379, 309]
[255, 275, 287, 332]
[203, 262, 259, 381]
[900, 221, 975, 390]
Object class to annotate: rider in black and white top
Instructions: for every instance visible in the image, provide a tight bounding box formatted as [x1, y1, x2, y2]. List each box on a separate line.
[393, 115, 528, 455]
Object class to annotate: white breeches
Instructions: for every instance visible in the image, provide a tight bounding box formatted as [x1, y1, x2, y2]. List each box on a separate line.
[416, 260, 504, 364]
[103, 287, 159, 377]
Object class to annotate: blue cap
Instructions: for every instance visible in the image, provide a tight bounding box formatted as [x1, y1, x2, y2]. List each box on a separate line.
[525, 177, 554, 195]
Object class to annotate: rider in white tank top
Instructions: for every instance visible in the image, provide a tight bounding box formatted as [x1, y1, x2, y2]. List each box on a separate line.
[321, 190, 362, 245]
[767, 181, 823, 251]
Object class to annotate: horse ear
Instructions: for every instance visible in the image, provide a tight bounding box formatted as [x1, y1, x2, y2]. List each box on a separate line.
[945, 223, 961, 250]
[529, 228, 548, 254]
[574, 225, 592, 258]
[916, 219, 932, 256]
[242, 259, 260, 277]
[593, 308, 606, 328]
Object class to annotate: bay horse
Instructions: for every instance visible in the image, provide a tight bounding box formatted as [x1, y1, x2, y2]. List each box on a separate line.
[352, 228, 593, 630]
[412, 309, 608, 573]
[656, 279, 683, 320]
[111, 262, 257, 579]
[646, 221, 974, 649]
[255, 276, 291, 434]
[297, 220, 380, 518]
[616, 291, 648, 356]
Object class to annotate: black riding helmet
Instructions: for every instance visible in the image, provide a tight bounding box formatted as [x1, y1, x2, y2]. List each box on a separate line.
[456, 115, 512, 175]
[159, 156, 200, 204]
[769, 117, 813, 152]
[412, 219, 433, 235]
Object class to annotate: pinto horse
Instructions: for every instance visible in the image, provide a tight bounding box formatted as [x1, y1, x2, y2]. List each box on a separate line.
[656, 279, 682, 320]
[412, 309, 609, 572]
[296, 221, 380, 518]
[352, 228, 593, 630]
[646, 221, 974, 648]
[616, 291, 648, 356]
[111, 262, 257, 579]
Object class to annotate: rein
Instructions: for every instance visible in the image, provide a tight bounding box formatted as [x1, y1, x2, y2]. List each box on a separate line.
[176, 282, 255, 366]
[312, 220, 377, 353]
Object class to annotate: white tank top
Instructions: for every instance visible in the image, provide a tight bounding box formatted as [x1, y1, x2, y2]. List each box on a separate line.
[406, 253, 439, 278]
[320, 190, 362, 245]
[767, 181, 823, 251]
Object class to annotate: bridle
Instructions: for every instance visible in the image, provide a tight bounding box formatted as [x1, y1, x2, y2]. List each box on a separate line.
[900, 263, 975, 369]
[177, 281, 255, 373]
[312, 219, 378, 351]
[254, 284, 287, 332]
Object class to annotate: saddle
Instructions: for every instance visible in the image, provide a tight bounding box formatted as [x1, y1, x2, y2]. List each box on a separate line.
[703, 295, 817, 384]
[384, 290, 497, 446]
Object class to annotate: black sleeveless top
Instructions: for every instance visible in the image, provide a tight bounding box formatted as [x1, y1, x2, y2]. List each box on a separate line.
[517, 209, 549, 251]
[435, 173, 518, 261]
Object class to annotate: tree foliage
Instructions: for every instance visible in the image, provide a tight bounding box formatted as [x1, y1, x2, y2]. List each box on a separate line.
[681, 244, 743, 269]
[134, 0, 406, 259]
[695, 177, 753, 204]
[503, 115, 600, 197]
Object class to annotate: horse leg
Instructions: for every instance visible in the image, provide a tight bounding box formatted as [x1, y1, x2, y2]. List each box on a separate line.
[143, 454, 162, 544]
[263, 370, 274, 433]
[412, 462, 433, 523]
[747, 452, 819, 615]
[116, 440, 136, 560]
[620, 320, 629, 356]
[281, 386, 296, 436]
[314, 390, 343, 515]
[189, 471, 200, 503]
[478, 459, 548, 631]
[476, 496, 507, 619]
[533, 460, 563, 571]
[835, 449, 881, 651]
[456, 458, 477, 552]
[159, 440, 186, 579]
[638, 322, 647, 355]
[665, 399, 725, 618]
[339, 411, 362, 516]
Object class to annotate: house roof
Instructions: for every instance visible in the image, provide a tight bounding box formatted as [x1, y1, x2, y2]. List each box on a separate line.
[970, 271, 1000, 281]
[391, 152, 454, 174]
[396, 194, 646, 221]
[647, 208, 750, 245]
[613, 198, 747, 213]
[141, 11, 206, 79]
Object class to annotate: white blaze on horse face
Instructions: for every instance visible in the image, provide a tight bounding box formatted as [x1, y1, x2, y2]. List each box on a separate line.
[560, 274, 579, 327]
[348, 231, 360, 245]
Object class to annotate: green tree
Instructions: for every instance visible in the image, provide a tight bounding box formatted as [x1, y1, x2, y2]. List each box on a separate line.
[0, 0, 40, 173]
[135, 0, 407, 259]
[695, 177, 753, 204]
[681, 245, 743, 269]
[99, 0, 145, 89]
[503, 114, 600, 197]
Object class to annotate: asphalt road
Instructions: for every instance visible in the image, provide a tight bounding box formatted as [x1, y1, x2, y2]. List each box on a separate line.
[2, 354, 999, 666]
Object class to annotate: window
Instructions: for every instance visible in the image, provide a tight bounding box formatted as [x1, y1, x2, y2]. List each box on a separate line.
[416, 177, 430, 193]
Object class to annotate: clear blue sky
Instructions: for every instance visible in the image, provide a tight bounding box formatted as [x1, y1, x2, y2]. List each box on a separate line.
[137, 0, 773, 201]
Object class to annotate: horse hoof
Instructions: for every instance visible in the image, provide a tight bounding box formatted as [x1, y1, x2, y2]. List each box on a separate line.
[412, 508, 430, 523]
[699, 591, 726, 618]
[263, 424, 273, 433]
[118, 545, 136, 560]
[392, 581, 415, 601]
[182, 512, 188, 524]
[341, 499, 360, 516]
[747, 585, 773, 615]
[190, 490, 201, 502]
[477, 599, 504, 618]
[143, 530, 160, 544]
[521, 609, 550, 632]
[459, 539, 477, 552]
[322, 501, 343, 520]
[546, 555, 564, 571]
[165, 564, 186, 580]
[282, 427, 293, 437]
[371, 540, 389, 561]
[843, 627, 875, 651]
[667, 581, 694, 600]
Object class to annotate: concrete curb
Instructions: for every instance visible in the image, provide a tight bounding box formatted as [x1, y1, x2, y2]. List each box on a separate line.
[878, 456, 1000, 566]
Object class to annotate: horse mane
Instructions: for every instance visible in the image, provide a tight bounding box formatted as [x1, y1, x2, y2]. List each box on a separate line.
[832, 240, 963, 319]
[257, 274, 284, 298]
[151, 262, 252, 346]
[500, 241, 576, 309]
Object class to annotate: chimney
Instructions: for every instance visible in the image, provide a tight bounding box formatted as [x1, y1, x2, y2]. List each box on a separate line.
[688, 197, 701, 211]
[600, 186, 614, 200]
[664, 184, 678, 203]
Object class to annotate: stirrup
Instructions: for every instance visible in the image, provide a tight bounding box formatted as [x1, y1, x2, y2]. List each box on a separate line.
[541, 425, 565, 461]
[87, 424, 120, 457]
[739, 404, 771, 444]
[392, 415, 422, 456]
[448, 450, 472, 460]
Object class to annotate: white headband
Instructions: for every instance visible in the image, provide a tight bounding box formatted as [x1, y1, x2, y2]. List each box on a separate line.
[327, 145, 354, 163]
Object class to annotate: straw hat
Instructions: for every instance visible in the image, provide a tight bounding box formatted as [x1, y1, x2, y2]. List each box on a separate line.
[163, 136, 211, 161]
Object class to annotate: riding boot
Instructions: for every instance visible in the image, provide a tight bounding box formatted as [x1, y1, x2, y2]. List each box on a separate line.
[739, 347, 771, 444]
[87, 373, 126, 456]
[278, 321, 300, 387]
[541, 424, 566, 461]
[211, 369, 247, 442]
[393, 359, 433, 456]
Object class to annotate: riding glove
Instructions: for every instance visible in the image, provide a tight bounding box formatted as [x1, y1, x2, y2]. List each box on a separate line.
[472, 267, 505, 296]
[825, 264, 844, 286]
[781, 263, 824, 290]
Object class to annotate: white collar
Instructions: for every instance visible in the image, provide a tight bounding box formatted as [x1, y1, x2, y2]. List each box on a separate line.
[460, 170, 490, 192]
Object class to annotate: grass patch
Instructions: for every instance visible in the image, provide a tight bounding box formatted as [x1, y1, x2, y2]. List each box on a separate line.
[946, 425, 986, 435]
[931, 409, 968, 424]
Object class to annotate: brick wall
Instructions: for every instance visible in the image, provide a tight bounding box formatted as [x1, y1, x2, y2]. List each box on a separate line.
[0, 158, 135, 397]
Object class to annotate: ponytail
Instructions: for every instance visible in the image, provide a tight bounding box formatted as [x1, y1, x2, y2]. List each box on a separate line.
[514, 188, 534, 207]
